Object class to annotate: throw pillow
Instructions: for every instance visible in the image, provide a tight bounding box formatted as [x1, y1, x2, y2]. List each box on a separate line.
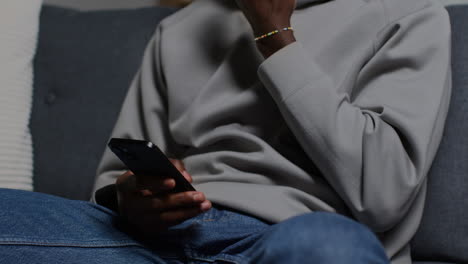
[0, 0, 42, 190]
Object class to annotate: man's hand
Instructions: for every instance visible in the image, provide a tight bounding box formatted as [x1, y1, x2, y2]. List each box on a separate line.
[115, 159, 211, 237]
[236, 0, 297, 58]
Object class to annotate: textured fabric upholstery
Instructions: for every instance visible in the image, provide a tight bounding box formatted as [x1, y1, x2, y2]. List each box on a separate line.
[31, 6, 176, 200]
[414, 262, 457, 264]
[410, 5, 468, 264]
[0, 0, 42, 190]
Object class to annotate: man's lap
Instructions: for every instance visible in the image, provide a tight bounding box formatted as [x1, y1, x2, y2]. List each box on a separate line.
[0, 188, 137, 248]
[0, 188, 268, 263]
[0, 188, 389, 264]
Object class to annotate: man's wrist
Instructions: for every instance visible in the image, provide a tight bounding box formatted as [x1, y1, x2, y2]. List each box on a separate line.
[256, 30, 296, 58]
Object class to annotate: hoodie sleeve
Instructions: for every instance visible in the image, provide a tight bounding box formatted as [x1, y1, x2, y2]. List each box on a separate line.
[257, 3, 451, 232]
[91, 25, 174, 206]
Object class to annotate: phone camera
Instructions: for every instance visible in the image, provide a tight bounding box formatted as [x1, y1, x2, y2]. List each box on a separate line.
[113, 146, 129, 154]
[113, 147, 138, 160]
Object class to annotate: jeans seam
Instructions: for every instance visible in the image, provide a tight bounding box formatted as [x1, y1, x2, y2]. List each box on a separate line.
[0, 237, 137, 242]
[0, 237, 143, 248]
[0, 241, 145, 248]
[215, 253, 246, 264]
[187, 252, 246, 264]
[186, 256, 216, 263]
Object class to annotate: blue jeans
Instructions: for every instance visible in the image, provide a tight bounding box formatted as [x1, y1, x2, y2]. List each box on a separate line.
[0, 188, 389, 263]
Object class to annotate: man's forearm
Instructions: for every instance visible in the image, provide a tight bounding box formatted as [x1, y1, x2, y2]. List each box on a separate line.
[235, 0, 296, 58]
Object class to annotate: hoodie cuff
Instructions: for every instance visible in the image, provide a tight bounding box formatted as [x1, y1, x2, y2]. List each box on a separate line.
[93, 184, 119, 213]
[257, 41, 327, 103]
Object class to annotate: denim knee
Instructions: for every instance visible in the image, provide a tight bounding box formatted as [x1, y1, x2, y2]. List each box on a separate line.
[246, 212, 389, 264]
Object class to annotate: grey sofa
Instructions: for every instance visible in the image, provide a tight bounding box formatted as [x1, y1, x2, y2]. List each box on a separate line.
[31, 5, 468, 264]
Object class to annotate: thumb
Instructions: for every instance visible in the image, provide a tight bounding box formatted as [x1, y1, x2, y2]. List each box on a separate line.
[169, 158, 193, 183]
[169, 158, 185, 173]
[182, 170, 193, 183]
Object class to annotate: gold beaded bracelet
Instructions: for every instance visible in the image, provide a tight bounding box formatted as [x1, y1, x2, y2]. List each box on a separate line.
[254, 27, 294, 41]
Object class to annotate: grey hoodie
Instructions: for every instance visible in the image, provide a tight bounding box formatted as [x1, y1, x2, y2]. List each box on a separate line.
[93, 0, 452, 263]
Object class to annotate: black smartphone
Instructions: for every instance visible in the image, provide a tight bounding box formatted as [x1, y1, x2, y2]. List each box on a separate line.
[108, 138, 195, 193]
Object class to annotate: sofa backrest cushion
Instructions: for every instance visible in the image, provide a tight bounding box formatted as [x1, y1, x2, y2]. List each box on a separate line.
[32, 6, 176, 200]
[411, 5, 468, 263]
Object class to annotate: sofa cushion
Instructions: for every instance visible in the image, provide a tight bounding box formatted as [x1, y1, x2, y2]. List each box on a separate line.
[411, 5, 468, 263]
[31, 6, 176, 200]
[414, 262, 457, 264]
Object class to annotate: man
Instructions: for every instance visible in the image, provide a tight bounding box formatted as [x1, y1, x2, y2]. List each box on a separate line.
[0, 0, 451, 263]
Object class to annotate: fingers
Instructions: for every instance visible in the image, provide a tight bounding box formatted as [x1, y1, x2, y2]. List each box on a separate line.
[126, 190, 211, 213]
[123, 191, 212, 232]
[169, 158, 193, 183]
[117, 171, 174, 198]
[118, 159, 194, 197]
[169, 158, 185, 172]
[159, 202, 211, 224]
[135, 176, 175, 194]
[118, 178, 213, 235]
[151, 192, 208, 211]
[116, 171, 141, 195]
[135, 191, 207, 212]
[138, 178, 174, 197]
[134, 203, 211, 236]
[115, 170, 135, 187]
[181, 171, 193, 183]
